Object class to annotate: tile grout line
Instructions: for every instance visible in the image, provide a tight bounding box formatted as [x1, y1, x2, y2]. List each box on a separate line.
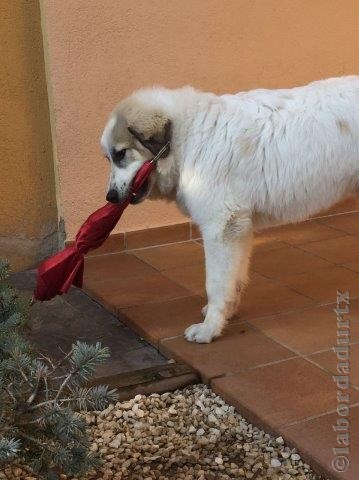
[250, 263, 335, 304]
[86, 238, 198, 258]
[229, 302, 320, 327]
[344, 262, 359, 273]
[252, 215, 352, 249]
[311, 208, 359, 220]
[282, 401, 359, 429]
[119, 293, 202, 311]
[127, 238, 198, 254]
[293, 237, 359, 264]
[154, 323, 299, 384]
[254, 227, 359, 276]
[85, 250, 199, 300]
[279, 265, 359, 305]
[114, 291, 197, 310]
[232, 320, 359, 392]
[236, 321, 306, 359]
[305, 338, 359, 356]
[304, 349, 359, 387]
[242, 320, 355, 381]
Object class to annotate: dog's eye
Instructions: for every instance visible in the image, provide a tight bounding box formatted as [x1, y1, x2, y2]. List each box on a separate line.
[112, 148, 127, 165]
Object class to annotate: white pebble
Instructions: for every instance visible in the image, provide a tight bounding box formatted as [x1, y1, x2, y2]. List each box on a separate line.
[271, 458, 282, 468]
[46, 385, 320, 480]
[208, 413, 219, 424]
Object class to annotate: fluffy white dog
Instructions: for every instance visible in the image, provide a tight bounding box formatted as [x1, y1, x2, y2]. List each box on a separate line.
[101, 76, 359, 343]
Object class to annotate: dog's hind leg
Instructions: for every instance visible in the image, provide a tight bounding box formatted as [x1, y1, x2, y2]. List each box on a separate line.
[185, 214, 253, 343]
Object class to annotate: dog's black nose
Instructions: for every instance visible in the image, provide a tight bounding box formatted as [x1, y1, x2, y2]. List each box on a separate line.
[106, 189, 120, 203]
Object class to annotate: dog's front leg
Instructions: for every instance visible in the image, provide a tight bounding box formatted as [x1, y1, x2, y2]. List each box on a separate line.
[185, 218, 253, 343]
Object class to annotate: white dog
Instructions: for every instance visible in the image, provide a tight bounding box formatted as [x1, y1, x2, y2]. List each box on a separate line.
[101, 76, 359, 343]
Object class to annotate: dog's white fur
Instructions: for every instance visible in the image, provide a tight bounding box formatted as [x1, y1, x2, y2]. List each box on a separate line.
[101, 76, 359, 343]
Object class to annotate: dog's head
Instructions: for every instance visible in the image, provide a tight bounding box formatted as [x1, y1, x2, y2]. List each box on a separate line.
[101, 90, 172, 205]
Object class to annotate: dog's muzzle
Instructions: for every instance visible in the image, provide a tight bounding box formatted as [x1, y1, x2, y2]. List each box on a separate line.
[106, 178, 150, 205]
[106, 189, 120, 204]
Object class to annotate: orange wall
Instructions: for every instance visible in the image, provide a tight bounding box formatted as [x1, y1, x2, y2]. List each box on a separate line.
[0, 0, 58, 270]
[41, 0, 359, 240]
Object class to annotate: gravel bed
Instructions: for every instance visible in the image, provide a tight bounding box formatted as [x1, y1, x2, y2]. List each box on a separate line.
[1, 385, 327, 480]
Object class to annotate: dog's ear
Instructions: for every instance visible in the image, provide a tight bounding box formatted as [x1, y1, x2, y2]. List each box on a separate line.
[128, 119, 171, 158]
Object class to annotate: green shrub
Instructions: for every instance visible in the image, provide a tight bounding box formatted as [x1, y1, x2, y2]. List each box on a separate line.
[0, 260, 118, 478]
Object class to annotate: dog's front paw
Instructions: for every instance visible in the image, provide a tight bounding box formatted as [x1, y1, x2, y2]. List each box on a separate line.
[184, 322, 217, 343]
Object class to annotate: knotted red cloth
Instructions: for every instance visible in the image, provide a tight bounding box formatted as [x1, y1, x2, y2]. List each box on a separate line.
[34, 159, 156, 301]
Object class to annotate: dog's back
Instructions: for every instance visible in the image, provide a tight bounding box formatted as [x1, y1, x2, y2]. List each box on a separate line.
[212, 76, 359, 225]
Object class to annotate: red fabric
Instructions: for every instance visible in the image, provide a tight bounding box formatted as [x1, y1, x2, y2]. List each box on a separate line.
[34, 160, 156, 301]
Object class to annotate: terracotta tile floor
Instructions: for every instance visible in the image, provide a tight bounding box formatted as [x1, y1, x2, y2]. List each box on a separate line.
[83, 211, 359, 480]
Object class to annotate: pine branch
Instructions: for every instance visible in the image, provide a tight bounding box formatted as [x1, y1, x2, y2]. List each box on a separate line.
[0, 260, 118, 477]
[0, 437, 21, 461]
[4, 386, 16, 405]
